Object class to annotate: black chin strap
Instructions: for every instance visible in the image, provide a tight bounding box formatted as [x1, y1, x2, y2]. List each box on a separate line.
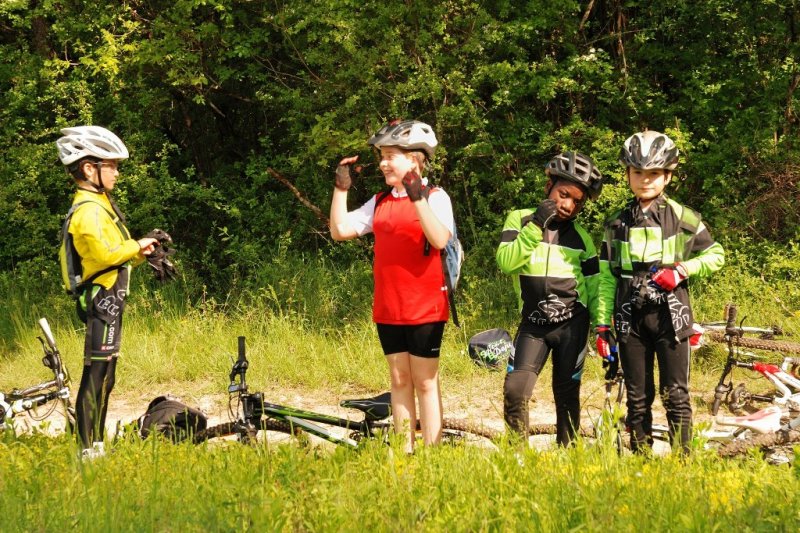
[93, 161, 106, 193]
[75, 162, 105, 193]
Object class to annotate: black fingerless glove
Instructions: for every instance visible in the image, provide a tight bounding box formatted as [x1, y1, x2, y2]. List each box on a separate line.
[335, 164, 353, 191]
[403, 170, 424, 202]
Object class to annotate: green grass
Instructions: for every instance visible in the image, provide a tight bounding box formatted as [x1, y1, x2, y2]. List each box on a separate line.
[0, 433, 798, 532]
[3, 256, 800, 531]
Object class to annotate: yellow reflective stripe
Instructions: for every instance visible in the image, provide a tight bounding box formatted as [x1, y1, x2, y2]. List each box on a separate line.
[662, 234, 677, 265]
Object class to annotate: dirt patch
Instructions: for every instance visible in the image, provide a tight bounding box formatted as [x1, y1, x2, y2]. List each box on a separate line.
[8, 378, 714, 455]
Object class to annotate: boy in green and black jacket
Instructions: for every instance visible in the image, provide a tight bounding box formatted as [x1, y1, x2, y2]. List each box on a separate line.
[497, 152, 604, 446]
[596, 130, 724, 453]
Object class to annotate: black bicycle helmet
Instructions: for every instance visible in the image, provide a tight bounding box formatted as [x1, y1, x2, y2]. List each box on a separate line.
[367, 120, 438, 160]
[619, 130, 679, 170]
[544, 151, 604, 200]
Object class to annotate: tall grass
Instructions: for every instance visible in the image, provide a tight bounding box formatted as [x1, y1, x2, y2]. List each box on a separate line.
[0, 434, 798, 532]
[2, 254, 800, 530]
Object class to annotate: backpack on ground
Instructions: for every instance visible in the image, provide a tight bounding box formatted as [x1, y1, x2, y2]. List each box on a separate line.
[374, 186, 465, 327]
[468, 328, 514, 370]
[137, 395, 208, 442]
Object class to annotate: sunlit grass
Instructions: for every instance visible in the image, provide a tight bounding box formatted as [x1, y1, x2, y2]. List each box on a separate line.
[3, 257, 800, 530]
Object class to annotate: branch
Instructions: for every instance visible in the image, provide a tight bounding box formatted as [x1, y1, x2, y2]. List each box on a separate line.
[266, 167, 329, 226]
[579, 0, 596, 33]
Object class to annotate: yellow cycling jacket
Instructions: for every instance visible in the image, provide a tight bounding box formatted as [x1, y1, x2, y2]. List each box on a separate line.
[60, 189, 143, 292]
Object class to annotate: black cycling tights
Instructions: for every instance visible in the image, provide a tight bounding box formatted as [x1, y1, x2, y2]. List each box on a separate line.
[621, 304, 692, 454]
[504, 312, 589, 446]
[76, 358, 117, 448]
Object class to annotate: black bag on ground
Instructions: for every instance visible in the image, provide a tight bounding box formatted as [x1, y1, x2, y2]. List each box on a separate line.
[467, 328, 514, 370]
[138, 395, 207, 442]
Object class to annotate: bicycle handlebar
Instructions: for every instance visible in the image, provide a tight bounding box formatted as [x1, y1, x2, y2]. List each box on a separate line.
[228, 336, 249, 392]
[724, 303, 738, 337]
[238, 336, 246, 362]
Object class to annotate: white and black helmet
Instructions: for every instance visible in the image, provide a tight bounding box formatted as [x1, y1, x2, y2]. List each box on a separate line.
[56, 126, 129, 166]
[545, 151, 604, 200]
[367, 120, 438, 160]
[619, 130, 679, 170]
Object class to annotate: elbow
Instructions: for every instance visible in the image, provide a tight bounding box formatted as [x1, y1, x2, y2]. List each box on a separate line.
[496, 257, 513, 275]
[330, 229, 347, 242]
[430, 238, 448, 250]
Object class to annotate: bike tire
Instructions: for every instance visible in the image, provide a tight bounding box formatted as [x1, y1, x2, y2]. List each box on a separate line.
[193, 418, 294, 444]
[442, 417, 501, 440]
[717, 428, 800, 458]
[527, 423, 594, 438]
[440, 418, 506, 449]
[706, 332, 800, 354]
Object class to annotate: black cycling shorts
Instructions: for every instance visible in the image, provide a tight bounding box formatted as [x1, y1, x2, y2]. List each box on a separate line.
[376, 322, 446, 358]
[79, 272, 128, 364]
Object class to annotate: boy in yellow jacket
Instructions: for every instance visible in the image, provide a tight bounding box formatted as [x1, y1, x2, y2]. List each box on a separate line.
[56, 126, 158, 459]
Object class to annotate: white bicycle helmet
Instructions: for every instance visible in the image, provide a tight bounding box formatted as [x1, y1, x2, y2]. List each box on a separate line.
[545, 151, 604, 200]
[619, 130, 679, 170]
[56, 126, 129, 166]
[367, 120, 438, 159]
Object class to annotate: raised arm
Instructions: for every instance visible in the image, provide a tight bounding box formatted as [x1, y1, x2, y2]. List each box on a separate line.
[329, 156, 360, 241]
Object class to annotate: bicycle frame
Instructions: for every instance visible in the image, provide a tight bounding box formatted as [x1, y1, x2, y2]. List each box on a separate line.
[0, 318, 74, 431]
[711, 304, 800, 415]
[224, 336, 391, 449]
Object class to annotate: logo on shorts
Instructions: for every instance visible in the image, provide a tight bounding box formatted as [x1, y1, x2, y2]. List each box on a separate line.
[97, 295, 120, 317]
[105, 324, 116, 345]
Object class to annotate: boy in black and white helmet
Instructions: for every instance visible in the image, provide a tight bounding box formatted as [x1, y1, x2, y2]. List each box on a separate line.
[330, 119, 452, 453]
[497, 151, 604, 446]
[596, 130, 725, 454]
[56, 126, 159, 459]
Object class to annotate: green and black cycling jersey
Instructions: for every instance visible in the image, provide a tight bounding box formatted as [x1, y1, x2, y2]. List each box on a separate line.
[597, 194, 725, 340]
[497, 209, 600, 327]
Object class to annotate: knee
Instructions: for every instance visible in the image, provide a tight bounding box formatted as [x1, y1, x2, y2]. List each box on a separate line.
[552, 385, 579, 407]
[662, 385, 690, 411]
[391, 369, 412, 391]
[504, 373, 530, 407]
[413, 376, 438, 396]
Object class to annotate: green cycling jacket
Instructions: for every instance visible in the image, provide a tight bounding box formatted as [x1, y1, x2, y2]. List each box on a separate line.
[497, 209, 600, 327]
[597, 194, 725, 340]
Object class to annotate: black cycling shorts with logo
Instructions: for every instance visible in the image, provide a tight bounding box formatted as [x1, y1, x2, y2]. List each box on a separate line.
[79, 274, 128, 364]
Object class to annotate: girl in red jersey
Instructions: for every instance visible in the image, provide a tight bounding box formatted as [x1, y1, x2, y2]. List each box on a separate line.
[330, 120, 453, 452]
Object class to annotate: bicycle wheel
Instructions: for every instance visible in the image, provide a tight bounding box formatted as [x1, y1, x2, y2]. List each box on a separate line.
[441, 418, 501, 448]
[717, 428, 800, 459]
[706, 332, 800, 354]
[526, 423, 595, 438]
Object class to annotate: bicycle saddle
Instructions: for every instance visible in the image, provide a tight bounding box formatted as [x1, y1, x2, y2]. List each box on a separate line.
[340, 392, 392, 421]
[715, 405, 783, 434]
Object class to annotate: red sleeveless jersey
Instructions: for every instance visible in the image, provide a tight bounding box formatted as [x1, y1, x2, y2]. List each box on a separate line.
[372, 194, 448, 324]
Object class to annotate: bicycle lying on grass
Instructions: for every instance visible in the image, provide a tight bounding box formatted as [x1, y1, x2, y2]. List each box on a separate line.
[596, 303, 800, 461]
[709, 304, 800, 416]
[702, 303, 800, 460]
[595, 363, 790, 459]
[1, 318, 75, 434]
[194, 336, 500, 448]
[517, 303, 800, 460]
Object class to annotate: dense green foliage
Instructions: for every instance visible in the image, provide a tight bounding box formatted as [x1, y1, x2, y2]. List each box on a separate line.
[1, 0, 798, 295]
